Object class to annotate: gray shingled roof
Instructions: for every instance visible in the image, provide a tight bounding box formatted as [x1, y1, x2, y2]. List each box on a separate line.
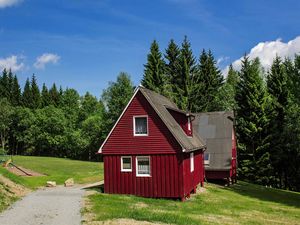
[140, 87, 205, 152]
[193, 111, 234, 170]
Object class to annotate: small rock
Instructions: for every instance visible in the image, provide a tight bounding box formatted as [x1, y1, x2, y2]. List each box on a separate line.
[64, 178, 74, 187]
[46, 181, 56, 187]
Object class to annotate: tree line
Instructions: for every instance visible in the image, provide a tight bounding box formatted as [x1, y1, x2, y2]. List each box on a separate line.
[0, 70, 134, 161]
[141, 37, 300, 192]
[1, 36, 300, 191]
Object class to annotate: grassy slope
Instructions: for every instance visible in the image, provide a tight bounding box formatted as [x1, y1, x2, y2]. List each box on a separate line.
[1, 156, 103, 189]
[0, 181, 18, 212]
[87, 182, 300, 225]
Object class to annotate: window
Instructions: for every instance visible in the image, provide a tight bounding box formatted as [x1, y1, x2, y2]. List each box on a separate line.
[136, 156, 151, 177]
[190, 152, 194, 172]
[121, 156, 132, 172]
[134, 116, 148, 136]
[204, 153, 210, 166]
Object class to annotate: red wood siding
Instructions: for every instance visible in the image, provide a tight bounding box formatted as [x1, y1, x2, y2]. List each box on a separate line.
[104, 154, 183, 198]
[182, 151, 204, 196]
[167, 109, 192, 136]
[102, 91, 182, 155]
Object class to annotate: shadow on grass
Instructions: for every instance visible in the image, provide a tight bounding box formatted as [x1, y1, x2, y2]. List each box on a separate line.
[227, 181, 300, 208]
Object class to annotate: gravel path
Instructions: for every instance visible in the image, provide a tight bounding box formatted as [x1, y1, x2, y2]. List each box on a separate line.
[0, 186, 84, 225]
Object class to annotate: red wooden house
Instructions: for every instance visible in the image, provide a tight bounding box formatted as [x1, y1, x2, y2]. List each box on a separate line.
[98, 86, 206, 200]
[194, 111, 237, 184]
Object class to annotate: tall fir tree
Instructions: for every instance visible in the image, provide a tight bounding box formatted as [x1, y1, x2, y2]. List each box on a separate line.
[288, 55, 300, 104]
[49, 83, 60, 106]
[0, 69, 9, 99]
[227, 64, 239, 87]
[11, 75, 21, 106]
[190, 49, 223, 112]
[164, 39, 181, 100]
[141, 40, 166, 95]
[30, 74, 41, 109]
[173, 36, 196, 111]
[267, 56, 289, 188]
[235, 56, 273, 185]
[22, 78, 32, 108]
[214, 64, 238, 111]
[7, 69, 14, 102]
[41, 83, 51, 107]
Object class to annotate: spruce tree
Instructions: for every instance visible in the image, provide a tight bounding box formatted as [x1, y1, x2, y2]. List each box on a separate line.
[7, 69, 14, 102]
[214, 64, 238, 111]
[165, 39, 181, 100]
[227, 64, 239, 87]
[41, 83, 51, 107]
[141, 40, 166, 95]
[289, 55, 300, 104]
[173, 36, 196, 111]
[11, 75, 21, 106]
[0, 69, 9, 99]
[49, 83, 60, 106]
[22, 78, 32, 108]
[31, 74, 41, 109]
[267, 56, 289, 188]
[190, 49, 223, 112]
[235, 56, 272, 185]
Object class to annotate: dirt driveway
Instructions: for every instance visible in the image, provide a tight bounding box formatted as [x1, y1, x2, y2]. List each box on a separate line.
[0, 186, 84, 225]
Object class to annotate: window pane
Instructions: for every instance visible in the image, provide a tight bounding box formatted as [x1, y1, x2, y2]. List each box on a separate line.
[135, 117, 147, 134]
[137, 157, 150, 175]
[204, 153, 209, 161]
[122, 157, 131, 170]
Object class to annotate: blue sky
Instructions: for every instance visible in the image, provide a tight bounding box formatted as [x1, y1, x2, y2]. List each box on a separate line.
[1, 0, 300, 97]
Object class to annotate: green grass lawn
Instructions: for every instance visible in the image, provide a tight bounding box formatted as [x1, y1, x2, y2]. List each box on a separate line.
[86, 182, 300, 225]
[0, 156, 103, 189]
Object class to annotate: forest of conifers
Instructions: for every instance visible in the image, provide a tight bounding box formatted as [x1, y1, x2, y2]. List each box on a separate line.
[1, 37, 300, 191]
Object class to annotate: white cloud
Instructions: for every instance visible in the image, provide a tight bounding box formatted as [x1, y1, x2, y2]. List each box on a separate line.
[34, 53, 60, 69]
[217, 56, 229, 66]
[0, 55, 24, 72]
[223, 36, 300, 76]
[0, 0, 22, 8]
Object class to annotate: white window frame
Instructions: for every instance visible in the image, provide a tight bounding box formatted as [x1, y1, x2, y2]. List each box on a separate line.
[136, 156, 151, 177]
[187, 117, 191, 131]
[121, 156, 132, 172]
[190, 152, 194, 172]
[204, 153, 210, 166]
[133, 115, 148, 136]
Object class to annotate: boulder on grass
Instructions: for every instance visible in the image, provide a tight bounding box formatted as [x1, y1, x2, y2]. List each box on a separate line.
[46, 181, 56, 187]
[64, 178, 74, 187]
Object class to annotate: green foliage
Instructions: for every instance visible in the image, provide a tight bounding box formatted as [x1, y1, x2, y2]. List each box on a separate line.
[30, 74, 41, 109]
[41, 83, 51, 107]
[164, 39, 181, 100]
[190, 49, 223, 112]
[142, 40, 166, 95]
[0, 98, 13, 152]
[171, 36, 196, 111]
[102, 72, 134, 129]
[49, 83, 60, 107]
[214, 65, 238, 111]
[235, 57, 273, 185]
[22, 78, 32, 108]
